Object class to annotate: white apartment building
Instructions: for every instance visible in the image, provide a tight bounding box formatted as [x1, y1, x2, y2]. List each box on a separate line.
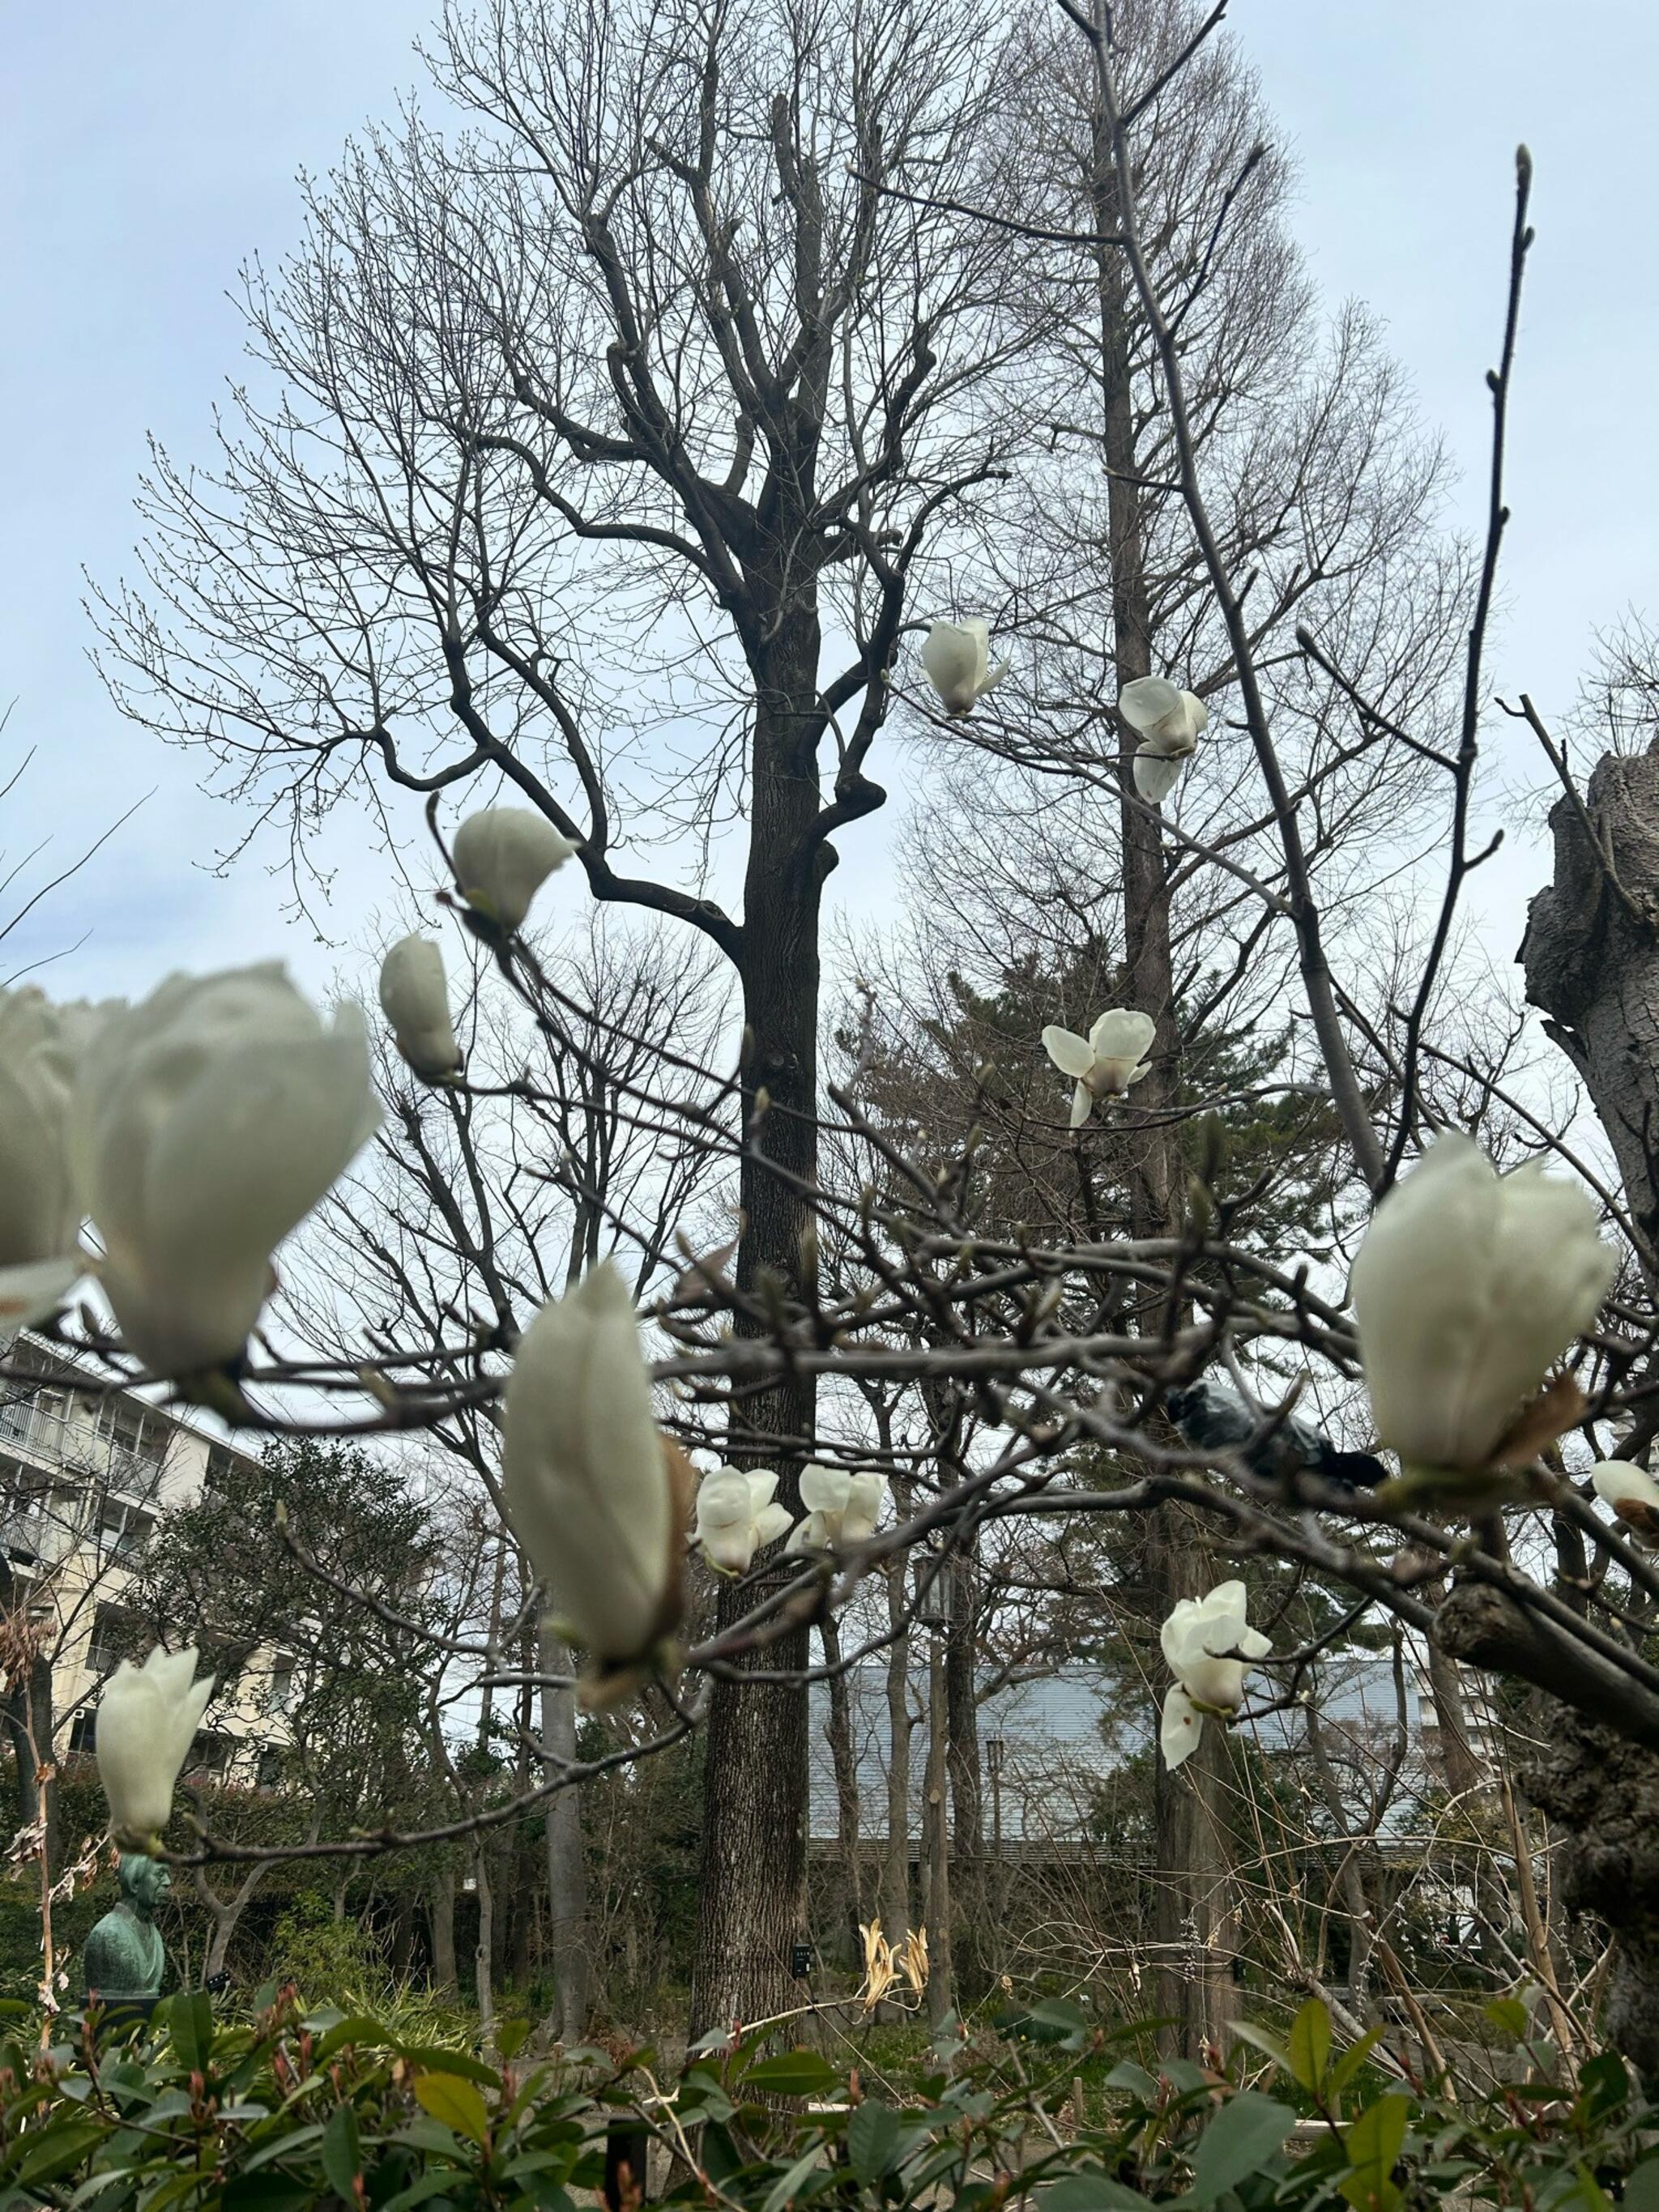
[0, 1336, 295, 1787]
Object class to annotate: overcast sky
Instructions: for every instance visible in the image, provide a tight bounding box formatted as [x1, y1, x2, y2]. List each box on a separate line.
[3, 0, 1655, 1008]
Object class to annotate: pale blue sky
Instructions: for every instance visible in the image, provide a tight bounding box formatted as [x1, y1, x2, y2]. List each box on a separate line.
[2, 1, 1654, 1004]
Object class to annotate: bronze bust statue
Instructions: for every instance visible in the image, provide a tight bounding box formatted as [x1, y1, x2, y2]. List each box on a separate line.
[83, 1853, 170, 2004]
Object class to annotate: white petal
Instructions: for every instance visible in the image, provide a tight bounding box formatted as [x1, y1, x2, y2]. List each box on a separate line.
[1119, 675, 1183, 737]
[1592, 1460, 1659, 1514]
[1161, 1684, 1202, 1770]
[786, 1511, 833, 1555]
[841, 1473, 887, 1545]
[70, 969, 381, 1375]
[1089, 1008, 1157, 1062]
[1042, 1025, 1094, 1080]
[1133, 750, 1183, 804]
[0, 1255, 83, 1332]
[1069, 1081, 1092, 1129]
[752, 1502, 795, 1549]
[799, 1464, 852, 1514]
[1351, 1135, 1614, 1468]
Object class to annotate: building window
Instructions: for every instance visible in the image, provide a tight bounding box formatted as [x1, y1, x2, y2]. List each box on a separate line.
[204, 1443, 241, 1494]
[0, 1392, 35, 1447]
[100, 1401, 167, 1489]
[97, 1502, 154, 1562]
[186, 1732, 232, 1777]
[264, 1657, 298, 1715]
[256, 1748, 284, 1791]
[2, 1460, 51, 1558]
[87, 1605, 141, 1675]
[68, 1712, 97, 1756]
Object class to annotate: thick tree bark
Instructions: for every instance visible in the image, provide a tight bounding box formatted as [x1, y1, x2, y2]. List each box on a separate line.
[429, 1865, 458, 1994]
[1519, 1701, 1659, 2069]
[539, 1627, 592, 2044]
[1522, 738, 1659, 1273]
[944, 1554, 984, 1992]
[1518, 738, 1659, 2061]
[689, 610, 825, 2038]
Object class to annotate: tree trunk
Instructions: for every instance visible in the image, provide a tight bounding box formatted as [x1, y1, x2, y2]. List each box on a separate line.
[1093, 111, 1232, 2060]
[1147, 1511, 1239, 2058]
[198, 1864, 267, 1981]
[1518, 1700, 1659, 2067]
[539, 1627, 592, 2044]
[690, 611, 825, 2039]
[923, 1630, 954, 2029]
[944, 1553, 984, 1993]
[471, 1844, 496, 2036]
[820, 1614, 864, 1958]
[429, 1864, 458, 1994]
[881, 1557, 915, 1946]
[1522, 738, 1659, 1280]
[27, 1653, 57, 1882]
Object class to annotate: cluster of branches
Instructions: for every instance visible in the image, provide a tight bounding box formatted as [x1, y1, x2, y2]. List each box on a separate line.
[7, 0, 1658, 2059]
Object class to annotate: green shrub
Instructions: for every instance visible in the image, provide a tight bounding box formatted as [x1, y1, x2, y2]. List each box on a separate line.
[0, 1989, 1653, 2212]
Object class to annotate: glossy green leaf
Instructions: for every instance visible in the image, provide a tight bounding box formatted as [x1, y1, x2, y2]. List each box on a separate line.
[1340, 2093, 1411, 2212]
[1288, 2000, 1333, 2095]
[414, 2071, 490, 2145]
[1188, 2091, 1296, 2206]
[743, 2051, 842, 2098]
[168, 1988, 215, 2075]
[847, 2099, 902, 2182]
[322, 2101, 364, 2199]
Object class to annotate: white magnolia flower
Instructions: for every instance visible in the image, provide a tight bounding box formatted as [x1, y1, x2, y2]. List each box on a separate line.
[502, 1261, 683, 1667]
[694, 1464, 795, 1575]
[1132, 752, 1185, 806]
[451, 808, 581, 931]
[69, 965, 381, 1378]
[1119, 675, 1208, 758]
[785, 1464, 888, 1554]
[96, 1644, 215, 1848]
[1349, 1135, 1614, 1473]
[1590, 1460, 1659, 1548]
[1041, 1008, 1157, 1127]
[0, 990, 87, 1331]
[921, 620, 1009, 716]
[378, 936, 462, 1079]
[1159, 1580, 1270, 1771]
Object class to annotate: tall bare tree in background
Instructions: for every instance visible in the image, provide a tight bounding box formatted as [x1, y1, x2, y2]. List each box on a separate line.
[94, 0, 1034, 2030]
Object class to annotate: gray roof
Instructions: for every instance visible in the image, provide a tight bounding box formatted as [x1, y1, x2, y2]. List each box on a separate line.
[807, 1651, 1422, 1845]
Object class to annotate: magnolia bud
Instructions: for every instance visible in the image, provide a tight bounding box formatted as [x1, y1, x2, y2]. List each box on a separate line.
[451, 808, 581, 930]
[0, 989, 113, 1335]
[502, 1262, 684, 1671]
[921, 620, 1008, 717]
[96, 1645, 215, 1848]
[1350, 1136, 1613, 1474]
[69, 965, 381, 1377]
[378, 936, 462, 1079]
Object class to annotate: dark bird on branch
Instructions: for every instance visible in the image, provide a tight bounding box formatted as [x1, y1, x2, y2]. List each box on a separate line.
[1166, 1379, 1388, 1492]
